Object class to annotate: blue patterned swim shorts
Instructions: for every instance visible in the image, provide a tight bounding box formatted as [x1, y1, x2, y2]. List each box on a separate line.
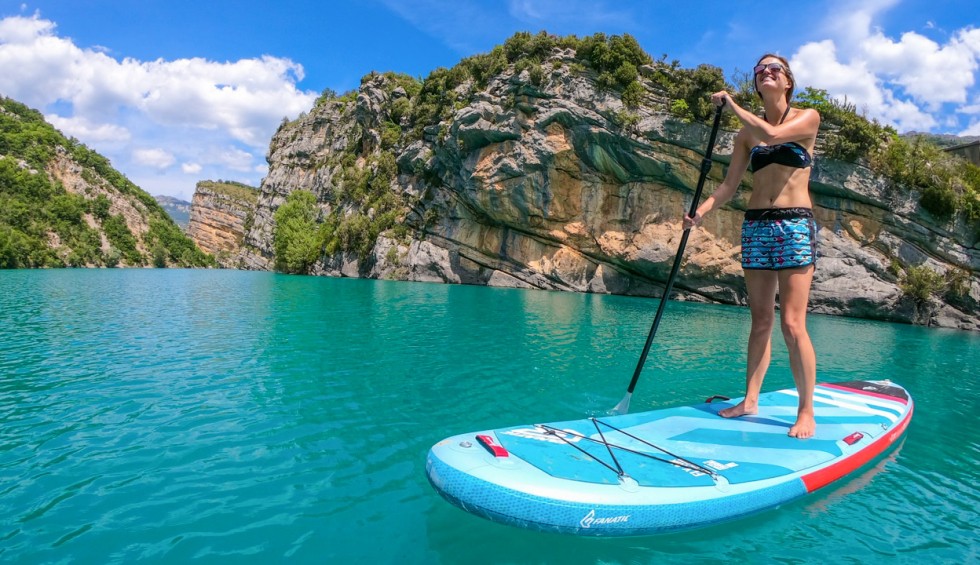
[741, 208, 817, 270]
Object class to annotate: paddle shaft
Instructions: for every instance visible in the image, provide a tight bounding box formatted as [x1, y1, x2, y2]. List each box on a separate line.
[623, 105, 725, 397]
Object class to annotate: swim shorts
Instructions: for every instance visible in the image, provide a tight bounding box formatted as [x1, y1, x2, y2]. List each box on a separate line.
[741, 208, 817, 270]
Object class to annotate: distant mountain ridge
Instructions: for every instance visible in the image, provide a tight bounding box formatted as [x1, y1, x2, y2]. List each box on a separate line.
[902, 131, 980, 148]
[155, 195, 192, 229]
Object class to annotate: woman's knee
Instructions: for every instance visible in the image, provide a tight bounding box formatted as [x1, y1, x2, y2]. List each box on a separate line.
[780, 316, 808, 344]
[750, 311, 776, 335]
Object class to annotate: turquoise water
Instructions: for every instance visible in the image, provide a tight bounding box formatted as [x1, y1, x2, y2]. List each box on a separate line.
[0, 269, 977, 564]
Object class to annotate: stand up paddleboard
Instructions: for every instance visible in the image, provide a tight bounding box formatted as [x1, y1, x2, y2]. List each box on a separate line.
[426, 380, 912, 536]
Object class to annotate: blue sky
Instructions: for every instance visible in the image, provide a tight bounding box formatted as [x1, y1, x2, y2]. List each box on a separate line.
[1, 0, 978, 201]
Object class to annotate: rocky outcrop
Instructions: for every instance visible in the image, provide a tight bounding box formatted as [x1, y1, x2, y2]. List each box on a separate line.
[186, 181, 258, 268]
[47, 147, 154, 258]
[229, 48, 979, 331]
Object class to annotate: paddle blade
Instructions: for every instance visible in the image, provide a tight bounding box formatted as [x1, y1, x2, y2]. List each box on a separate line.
[611, 392, 632, 415]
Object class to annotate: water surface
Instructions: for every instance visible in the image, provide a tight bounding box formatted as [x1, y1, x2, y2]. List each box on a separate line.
[0, 269, 976, 564]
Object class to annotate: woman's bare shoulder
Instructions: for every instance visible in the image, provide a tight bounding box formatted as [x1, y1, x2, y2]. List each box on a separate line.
[734, 126, 761, 150]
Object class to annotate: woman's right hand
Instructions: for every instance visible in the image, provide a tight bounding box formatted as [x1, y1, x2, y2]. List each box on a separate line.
[683, 211, 702, 230]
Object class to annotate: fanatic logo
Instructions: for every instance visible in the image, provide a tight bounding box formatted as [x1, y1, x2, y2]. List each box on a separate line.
[579, 509, 630, 529]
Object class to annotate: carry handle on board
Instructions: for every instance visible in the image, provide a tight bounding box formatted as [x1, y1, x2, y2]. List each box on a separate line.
[612, 103, 725, 416]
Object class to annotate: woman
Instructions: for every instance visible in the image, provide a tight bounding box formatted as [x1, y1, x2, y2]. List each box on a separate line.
[682, 54, 821, 439]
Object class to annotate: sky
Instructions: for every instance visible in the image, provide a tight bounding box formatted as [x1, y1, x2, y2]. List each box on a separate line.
[0, 0, 978, 201]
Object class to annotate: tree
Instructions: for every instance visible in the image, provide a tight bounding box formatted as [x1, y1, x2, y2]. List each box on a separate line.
[273, 190, 320, 274]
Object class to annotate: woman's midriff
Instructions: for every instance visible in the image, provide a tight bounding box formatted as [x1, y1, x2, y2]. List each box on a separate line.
[747, 166, 812, 209]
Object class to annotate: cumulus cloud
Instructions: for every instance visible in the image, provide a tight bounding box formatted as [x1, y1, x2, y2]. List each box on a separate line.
[862, 28, 979, 109]
[0, 14, 315, 147]
[0, 13, 316, 198]
[181, 162, 203, 174]
[791, 5, 980, 134]
[0, 11, 53, 42]
[44, 114, 131, 143]
[792, 41, 938, 131]
[133, 148, 176, 169]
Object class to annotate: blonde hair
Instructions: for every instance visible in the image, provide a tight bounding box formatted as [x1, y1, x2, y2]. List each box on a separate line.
[755, 53, 794, 103]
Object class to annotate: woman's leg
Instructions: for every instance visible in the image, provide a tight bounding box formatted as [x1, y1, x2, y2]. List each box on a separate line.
[778, 265, 817, 438]
[720, 269, 778, 418]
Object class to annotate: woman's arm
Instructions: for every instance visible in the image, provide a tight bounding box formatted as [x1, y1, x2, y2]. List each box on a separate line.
[711, 91, 820, 146]
[683, 127, 752, 228]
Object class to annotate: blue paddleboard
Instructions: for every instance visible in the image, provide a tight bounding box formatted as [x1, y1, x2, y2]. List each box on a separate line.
[426, 380, 913, 536]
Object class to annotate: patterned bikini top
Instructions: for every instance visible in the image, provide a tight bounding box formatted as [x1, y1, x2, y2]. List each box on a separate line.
[750, 142, 813, 172]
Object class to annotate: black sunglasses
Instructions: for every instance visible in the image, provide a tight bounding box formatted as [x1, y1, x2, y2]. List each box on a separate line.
[754, 62, 785, 75]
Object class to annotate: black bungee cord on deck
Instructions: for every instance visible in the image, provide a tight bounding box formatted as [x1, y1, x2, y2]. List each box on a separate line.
[536, 419, 720, 481]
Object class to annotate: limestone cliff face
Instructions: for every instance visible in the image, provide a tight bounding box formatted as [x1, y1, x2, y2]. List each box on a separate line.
[186, 181, 258, 268]
[232, 49, 979, 331]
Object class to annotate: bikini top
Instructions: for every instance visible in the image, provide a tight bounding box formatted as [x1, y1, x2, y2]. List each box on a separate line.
[750, 142, 812, 172]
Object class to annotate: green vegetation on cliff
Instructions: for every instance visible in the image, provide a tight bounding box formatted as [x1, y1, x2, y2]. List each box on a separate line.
[198, 179, 260, 204]
[271, 151, 404, 272]
[0, 97, 213, 269]
[273, 190, 319, 274]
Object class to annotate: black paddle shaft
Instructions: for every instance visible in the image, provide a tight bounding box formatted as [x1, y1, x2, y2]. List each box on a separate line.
[624, 105, 724, 395]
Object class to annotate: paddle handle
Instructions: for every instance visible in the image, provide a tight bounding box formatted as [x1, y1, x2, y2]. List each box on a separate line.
[623, 105, 725, 396]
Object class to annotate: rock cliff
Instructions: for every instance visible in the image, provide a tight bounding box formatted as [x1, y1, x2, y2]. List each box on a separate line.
[186, 181, 257, 268]
[208, 37, 978, 330]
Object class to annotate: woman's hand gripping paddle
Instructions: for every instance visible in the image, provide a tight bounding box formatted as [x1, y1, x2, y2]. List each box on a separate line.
[612, 104, 725, 415]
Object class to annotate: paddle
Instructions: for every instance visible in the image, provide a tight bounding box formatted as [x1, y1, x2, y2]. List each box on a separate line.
[612, 104, 725, 415]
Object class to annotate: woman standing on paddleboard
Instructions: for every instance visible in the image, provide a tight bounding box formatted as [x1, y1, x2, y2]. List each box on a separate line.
[683, 54, 821, 439]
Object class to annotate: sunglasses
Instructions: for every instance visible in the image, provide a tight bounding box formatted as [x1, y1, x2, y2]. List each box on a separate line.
[754, 62, 785, 75]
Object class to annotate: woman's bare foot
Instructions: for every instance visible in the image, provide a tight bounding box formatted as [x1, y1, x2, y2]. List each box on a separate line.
[788, 413, 816, 439]
[719, 400, 757, 418]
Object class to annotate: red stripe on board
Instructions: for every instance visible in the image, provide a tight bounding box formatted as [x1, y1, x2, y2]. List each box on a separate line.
[820, 383, 909, 405]
[801, 404, 914, 492]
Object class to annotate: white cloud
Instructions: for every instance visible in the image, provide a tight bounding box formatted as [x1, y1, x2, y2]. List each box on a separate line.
[209, 146, 257, 172]
[791, 40, 935, 130]
[131, 55, 314, 147]
[962, 121, 980, 136]
[814, 0, 898, 52]
[181, 162, 203, 174]
[791, 6, 979, 134]
[0, 12, 53, 43]
[861, 29, 978, 109]
[133, 148, 176, 169]
[0, 13, 316, 198]
[45, 114, 131, 142]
